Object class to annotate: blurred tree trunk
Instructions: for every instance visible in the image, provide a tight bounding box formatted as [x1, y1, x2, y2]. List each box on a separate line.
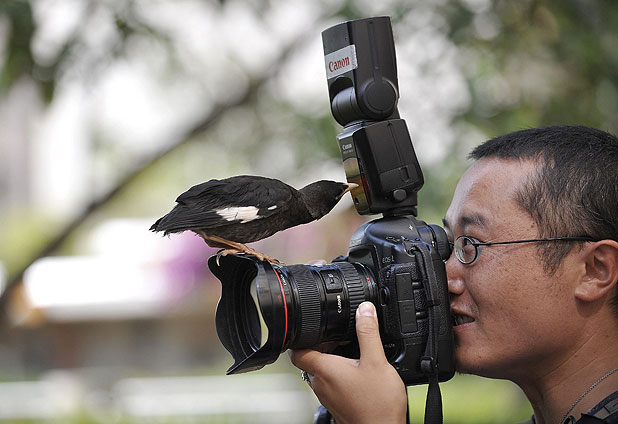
[0, 30, 308, 322]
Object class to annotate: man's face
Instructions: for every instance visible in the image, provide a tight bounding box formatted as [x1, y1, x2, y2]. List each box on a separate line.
[443, 158, 579, 379]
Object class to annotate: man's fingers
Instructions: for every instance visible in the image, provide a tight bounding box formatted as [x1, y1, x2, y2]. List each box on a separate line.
[288, 348, 323, 376]
[289, 348, 357, 378]
[355, 301, 387, 367]
[290, 302, 386, 379]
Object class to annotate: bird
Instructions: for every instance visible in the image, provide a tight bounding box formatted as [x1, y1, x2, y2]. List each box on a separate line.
[150, 175, 357, 264]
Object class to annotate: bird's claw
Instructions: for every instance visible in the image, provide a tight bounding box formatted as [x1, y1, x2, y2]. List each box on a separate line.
[214, 248, 280, 266]
[215, 249, 229, 266]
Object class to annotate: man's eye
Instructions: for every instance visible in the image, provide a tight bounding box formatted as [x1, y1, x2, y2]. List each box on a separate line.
[461, 239, 475, 251]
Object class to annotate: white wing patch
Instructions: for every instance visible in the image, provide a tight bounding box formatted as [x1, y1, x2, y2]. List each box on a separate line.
[216, 206, 260, 223]
[267, 205, 277, 210]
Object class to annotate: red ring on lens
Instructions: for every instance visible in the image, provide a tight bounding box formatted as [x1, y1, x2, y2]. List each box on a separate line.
[273, 269, 288, 349]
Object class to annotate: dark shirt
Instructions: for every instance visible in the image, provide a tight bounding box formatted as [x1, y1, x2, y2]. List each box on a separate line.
[519, 391, 618, 424]
[576, 390, 618, 424]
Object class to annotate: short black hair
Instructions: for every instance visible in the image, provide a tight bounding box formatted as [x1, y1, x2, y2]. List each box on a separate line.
[469, 125, 618, 317]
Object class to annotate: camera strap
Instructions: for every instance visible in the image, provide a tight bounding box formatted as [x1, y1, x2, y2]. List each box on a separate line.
[412, 245, 445, 424]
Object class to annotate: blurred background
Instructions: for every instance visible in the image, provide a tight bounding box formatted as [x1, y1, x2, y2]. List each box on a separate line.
[1, 0, 617, 422]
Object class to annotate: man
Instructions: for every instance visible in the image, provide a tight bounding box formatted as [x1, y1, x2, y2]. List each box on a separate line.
[290, 125, 618, 424]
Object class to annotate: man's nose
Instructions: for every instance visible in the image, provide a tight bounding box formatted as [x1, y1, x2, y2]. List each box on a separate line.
[445, 255, 465, 295]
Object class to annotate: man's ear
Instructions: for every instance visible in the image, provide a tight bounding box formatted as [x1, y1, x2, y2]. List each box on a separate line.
[575, 240, 618, 302]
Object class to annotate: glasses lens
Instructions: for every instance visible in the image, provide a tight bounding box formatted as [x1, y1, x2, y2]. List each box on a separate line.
[455, 236, 477, 264]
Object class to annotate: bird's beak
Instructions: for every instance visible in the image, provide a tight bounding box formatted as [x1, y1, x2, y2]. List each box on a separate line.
[345, 182, 359, 192]
[338, 182, 359, 200]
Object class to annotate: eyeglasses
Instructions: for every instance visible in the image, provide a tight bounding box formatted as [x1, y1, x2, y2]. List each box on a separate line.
[451, 235, 596, 265]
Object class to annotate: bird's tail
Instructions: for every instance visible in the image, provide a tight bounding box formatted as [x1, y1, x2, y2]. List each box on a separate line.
[150, 208, 196, 236]
[150, 211, 180, 236]
[149, 218, 163, 232]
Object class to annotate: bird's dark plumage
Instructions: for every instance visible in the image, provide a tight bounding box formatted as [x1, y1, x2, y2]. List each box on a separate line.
[150, 175, 355, 262]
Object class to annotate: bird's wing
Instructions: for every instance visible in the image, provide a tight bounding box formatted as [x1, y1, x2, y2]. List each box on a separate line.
[171, 175, 294, 228]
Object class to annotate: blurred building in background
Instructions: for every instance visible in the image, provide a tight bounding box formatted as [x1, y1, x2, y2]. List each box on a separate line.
[0, 216, 334, 422]
[6, 219, 219, 373]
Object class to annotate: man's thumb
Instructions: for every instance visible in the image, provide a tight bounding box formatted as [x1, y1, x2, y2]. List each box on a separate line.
[355, 301, 386, 365]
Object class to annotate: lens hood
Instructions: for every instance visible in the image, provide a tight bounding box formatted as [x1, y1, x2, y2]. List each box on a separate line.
[208, 254, 291, 374]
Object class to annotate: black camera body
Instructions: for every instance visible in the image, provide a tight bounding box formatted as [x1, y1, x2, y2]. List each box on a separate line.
[342, 215, 453, 384]
[209, 213, 454, 385]
[322, 16, 454, 384]
[209, 16, 454, 389]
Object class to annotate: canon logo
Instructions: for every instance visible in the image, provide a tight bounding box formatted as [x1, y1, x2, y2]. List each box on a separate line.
[328, 56, 350, 73]
[324, 45, 357, 78]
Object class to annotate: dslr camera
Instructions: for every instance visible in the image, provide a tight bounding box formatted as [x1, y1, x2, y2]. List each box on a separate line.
[209, 16, 454, 389]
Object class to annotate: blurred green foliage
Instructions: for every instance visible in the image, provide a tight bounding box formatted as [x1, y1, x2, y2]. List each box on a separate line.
[0, 372, 530, 424]
[440, 0, 618, 134]
[1, 1, 617, 422]
[0, 1, 37, 95]
[2, 0, 618, 277]
[410, 374, 532, 424]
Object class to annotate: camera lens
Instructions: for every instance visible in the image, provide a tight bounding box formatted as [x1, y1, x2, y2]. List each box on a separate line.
[283, 262, 376, 349]
[209, 255, 377, 374]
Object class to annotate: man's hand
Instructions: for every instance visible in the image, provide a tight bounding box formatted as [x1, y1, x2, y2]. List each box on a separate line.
[289, 301, 408, 424]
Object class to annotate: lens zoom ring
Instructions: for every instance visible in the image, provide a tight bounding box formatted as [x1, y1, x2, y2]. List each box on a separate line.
[287, 265, 322, 348]
[337, 263, 366, 339]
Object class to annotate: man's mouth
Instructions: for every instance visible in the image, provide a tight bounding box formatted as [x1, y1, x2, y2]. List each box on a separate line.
[452, 313, 475, 327]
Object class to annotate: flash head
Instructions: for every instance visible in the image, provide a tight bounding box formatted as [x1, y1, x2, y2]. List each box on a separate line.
[322, 16, 400, 126]
[322, 17, 424, 217]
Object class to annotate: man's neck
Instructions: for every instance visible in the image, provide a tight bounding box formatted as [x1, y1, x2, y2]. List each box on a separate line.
[515, 322, 618, 424]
